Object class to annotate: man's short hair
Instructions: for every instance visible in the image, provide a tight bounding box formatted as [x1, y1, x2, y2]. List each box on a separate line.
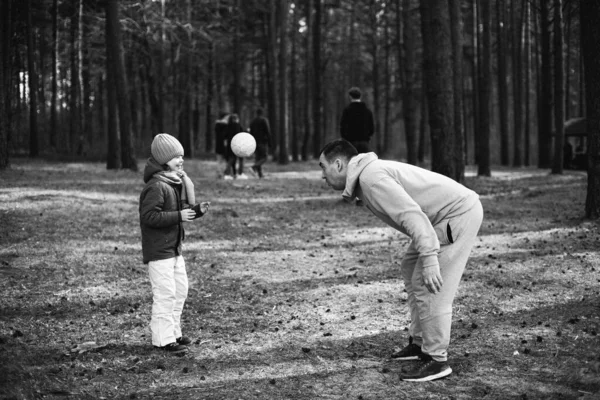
[319, 139, 358, 162]
[348, 87, 362, 100]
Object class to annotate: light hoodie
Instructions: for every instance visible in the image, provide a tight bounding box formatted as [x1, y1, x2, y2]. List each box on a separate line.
[342, 153, 480, 270]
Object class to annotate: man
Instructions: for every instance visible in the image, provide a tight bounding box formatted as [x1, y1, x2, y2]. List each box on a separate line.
[248, 108, 271, 178]
[340, 87, 375, 153]
[318, 139, 483, 382]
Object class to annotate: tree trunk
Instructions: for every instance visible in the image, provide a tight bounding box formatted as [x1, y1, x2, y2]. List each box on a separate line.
[265, 2, 278, 156]
[50, 0, 58, 149]
[581, 0, 600, 218]
[70, 2, 80, 154]
[181, 0, 194, 157]
[105, 2, 120, 170]
[369, 0, 381, 153]
[400, 0, 418, 165]
[26, 0, 39, 157]
[524, 0, 531, 166]
[449, 0, 465, 182]
[420, 0, 458, 180]
[512, 0, 524, 167]
[477, 0, 492, 176]
[205, 42, 214, 153]
[312, 0, 323, 157]
[290, 5, 299, 161]
[106, 0, 137, 170]
[497, 0, 509, 166]
[538, 0, 553, 168]
[278, 0, 289, 164]
[301, 0, 312, 160]
[552, 0, 565, 174]
[0, 0, 11, 169]
[157, 0, 166, 132]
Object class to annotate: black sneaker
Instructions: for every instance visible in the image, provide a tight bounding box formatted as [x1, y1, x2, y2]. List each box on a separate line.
[399, 358, 452, 382]
[157, 342, 188, 354]
[390, 343, 423, 360]
[176, 336, 192, 346]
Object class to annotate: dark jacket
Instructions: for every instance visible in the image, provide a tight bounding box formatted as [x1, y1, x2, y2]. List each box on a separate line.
[215, 119, 228, 156]
[249, 116, 271, 145]
[340, 102, 375, 142]
[139, 158, 184, 264]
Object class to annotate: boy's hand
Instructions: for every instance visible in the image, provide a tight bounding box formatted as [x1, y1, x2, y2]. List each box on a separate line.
[180, 209, 197, 222]
[199, 201, 210, 215]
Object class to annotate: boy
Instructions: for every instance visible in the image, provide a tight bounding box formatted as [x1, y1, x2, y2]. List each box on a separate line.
[318, 139, 483, 381]
[139, 133, 210, 354]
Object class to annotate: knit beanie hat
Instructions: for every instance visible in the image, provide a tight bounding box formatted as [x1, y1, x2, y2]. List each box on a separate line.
[151, 133, 184, 165]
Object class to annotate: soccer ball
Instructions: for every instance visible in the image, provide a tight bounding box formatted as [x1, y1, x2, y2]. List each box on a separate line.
[231, 132, 256, 157]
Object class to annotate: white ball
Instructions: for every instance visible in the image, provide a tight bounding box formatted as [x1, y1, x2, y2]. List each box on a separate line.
[231, 132, 256, 157]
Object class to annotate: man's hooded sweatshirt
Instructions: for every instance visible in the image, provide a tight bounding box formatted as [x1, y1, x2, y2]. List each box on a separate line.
[139, 158, 185, 264]
[342, 153, 479, 271]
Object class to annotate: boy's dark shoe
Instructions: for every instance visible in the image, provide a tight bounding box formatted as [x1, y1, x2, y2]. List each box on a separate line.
[399, 357, 452, 382]
[176, 336, 192, 346]
[156, 342, 188, 354]
[390, 343, 423, 360]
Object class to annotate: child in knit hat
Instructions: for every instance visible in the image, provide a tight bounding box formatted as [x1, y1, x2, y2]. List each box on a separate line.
[139, 133, 210, 354]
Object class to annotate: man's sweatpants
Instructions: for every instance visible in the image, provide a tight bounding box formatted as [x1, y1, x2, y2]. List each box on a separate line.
[148, 255, 189, 347]
[400, 200, 484, 362]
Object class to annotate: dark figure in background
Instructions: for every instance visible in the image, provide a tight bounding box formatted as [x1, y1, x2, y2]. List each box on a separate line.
[340, 87, 375, 154]
[214, 112, 229, 162]
[224, 113, 246, 180]
[249, 108, 271, 178]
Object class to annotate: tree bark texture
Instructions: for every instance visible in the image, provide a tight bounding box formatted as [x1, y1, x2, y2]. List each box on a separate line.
[552, 0, 564, 174]
[420, 0, 458, 180]
[477, 0, 491, 176]
[581, 0, 600, 218]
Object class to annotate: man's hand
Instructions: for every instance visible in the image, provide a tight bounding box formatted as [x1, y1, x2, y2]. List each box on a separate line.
[180, 209, 196, 222]
[422, 265, 443, 294]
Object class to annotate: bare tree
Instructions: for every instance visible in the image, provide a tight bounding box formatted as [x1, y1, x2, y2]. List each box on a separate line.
[106, 0, 136, 170]
[420, 0, 461, 180]
[581, 0, 600, 218]
[538, 0, 553, 168]
[26, 0, 39, 157]
[497, 0, 509, 165]
[552, 0, 565, 174]
[312, 0, 323, 157]
[400, 0, 418, 165]
[278, 0, 289, 164]
[477, 0, 492, 176]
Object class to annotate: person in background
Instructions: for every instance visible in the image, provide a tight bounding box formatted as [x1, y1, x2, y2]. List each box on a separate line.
[340, 87, 375, 154]
[318, 139, 483, 382]
[224, 113, 247, 180]
[248, 108, 271, 178]
[139, 133, 211, 354]
[215, 112, 229, 176]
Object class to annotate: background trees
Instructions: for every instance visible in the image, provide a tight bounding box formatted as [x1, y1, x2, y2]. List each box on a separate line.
[0, 0, 597, 180]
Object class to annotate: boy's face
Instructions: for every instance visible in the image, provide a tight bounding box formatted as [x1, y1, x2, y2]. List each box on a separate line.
[318, 153, 347, 191]
[166, 155, 184, 172]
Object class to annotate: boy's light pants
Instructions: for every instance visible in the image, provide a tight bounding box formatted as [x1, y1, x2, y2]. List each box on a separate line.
[148, 256, 188, 347]
[401, 200, 483, 362]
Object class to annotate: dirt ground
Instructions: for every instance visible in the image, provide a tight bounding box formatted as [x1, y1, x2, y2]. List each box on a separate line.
[0, 157, 599, 400]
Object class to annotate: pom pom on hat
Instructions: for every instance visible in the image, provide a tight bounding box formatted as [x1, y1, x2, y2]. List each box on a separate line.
[151, 133, 184, 165]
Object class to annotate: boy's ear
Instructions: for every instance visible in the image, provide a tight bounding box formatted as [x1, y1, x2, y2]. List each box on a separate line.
[335, 158, 344, 172]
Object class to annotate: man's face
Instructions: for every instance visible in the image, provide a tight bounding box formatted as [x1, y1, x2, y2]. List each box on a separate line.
[318, 153, 347, 191]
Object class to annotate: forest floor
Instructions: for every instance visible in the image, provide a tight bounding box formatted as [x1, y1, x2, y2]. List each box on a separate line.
[1, 157, 599, 400]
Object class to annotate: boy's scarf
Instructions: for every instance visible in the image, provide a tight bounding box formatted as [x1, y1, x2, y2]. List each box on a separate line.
[153, 170, 196, 206]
